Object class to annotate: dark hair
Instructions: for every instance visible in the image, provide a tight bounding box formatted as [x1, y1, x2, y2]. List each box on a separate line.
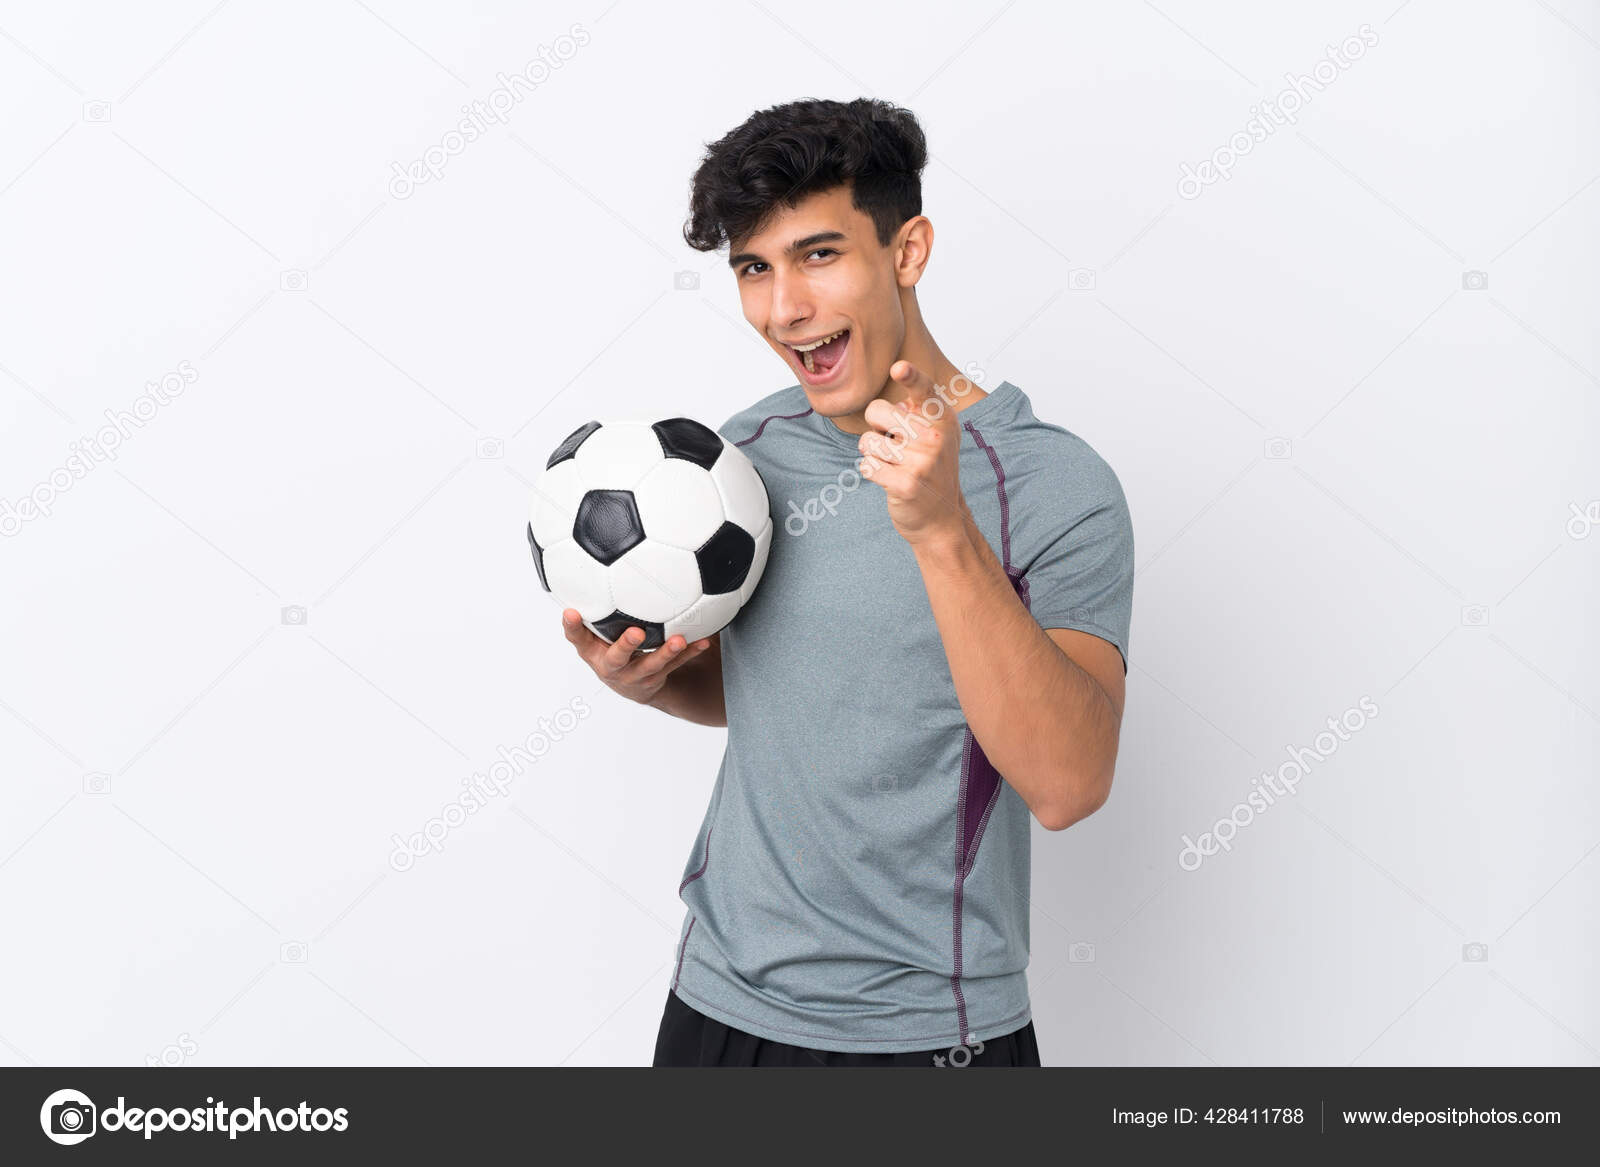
[682, 97, 927, 255]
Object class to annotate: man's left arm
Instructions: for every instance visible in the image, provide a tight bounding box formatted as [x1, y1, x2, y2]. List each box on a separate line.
[911, 518, 1125, 831]
[858, 360, 1126, 831]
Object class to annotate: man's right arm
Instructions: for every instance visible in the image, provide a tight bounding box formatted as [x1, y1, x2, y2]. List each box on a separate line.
[561, 610, 726, 728]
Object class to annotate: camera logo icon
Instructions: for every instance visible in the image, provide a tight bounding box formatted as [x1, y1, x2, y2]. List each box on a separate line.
[1460, 605, 1489, 627]
[1461, 270, 1488, 291]
[1264, 437, 1292, 460]
[83, 772, 111, 795]
[280, 269, 308, 292]
[82, 101, 111, 123]
[40, 1088, 97, 1146]
[280, 940, 308, 963]
[1462, 942, 1489, 962]
[281, 605, 308, 626]
[1069, 942, 1096, 963]
[1068, 268, 1097, 292]
[476, 437, 504, 460]
[673, 270, 700, 291]
[870, 773, 898, 793]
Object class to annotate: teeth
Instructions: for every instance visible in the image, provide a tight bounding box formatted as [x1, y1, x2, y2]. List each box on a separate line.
[792, 330, 844, 376]
[790, 330, 844, 353]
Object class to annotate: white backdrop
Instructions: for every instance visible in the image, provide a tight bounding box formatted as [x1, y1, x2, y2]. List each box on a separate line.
[1, 0, 1596, 1067]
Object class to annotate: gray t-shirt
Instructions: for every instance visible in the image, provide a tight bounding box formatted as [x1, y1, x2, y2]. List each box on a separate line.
[670, 378, 1135, 1053]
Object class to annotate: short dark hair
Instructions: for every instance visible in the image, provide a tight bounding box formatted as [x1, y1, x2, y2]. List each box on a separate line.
[682, 97, 928, 255]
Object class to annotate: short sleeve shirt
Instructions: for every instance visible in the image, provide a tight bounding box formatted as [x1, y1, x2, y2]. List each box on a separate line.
[670, 378, 1135, 1053]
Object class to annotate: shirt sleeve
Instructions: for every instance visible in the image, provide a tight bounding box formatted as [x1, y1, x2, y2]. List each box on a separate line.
[1017, 458, 1135, 672]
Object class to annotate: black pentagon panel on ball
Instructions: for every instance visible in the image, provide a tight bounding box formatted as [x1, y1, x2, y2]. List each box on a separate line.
[652, 417, 723, 470]
[526, 523, 550, 592]
[591, 610, 665, 650]
[573, 489, 645, 566]
[546, 420, 602, 469]
[696, 521, 756, 595]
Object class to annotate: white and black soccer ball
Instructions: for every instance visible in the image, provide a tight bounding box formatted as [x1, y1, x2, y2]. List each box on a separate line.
[527, 417, 772, 649]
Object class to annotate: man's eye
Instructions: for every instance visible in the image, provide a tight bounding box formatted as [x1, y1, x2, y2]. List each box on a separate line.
[741, 250, 834, 278]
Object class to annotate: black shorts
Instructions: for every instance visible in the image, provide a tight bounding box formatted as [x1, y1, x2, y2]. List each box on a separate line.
[651, 989, 1042, 1067]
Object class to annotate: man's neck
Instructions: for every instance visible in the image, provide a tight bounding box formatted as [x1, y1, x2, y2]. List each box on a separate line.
[828, 352, 988, 435]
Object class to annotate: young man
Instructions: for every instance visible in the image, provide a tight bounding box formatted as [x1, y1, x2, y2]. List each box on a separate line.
[561, 98, 1134, 1067]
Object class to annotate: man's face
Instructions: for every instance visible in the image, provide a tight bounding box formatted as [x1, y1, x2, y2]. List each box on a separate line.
[728, 185, 905, 417]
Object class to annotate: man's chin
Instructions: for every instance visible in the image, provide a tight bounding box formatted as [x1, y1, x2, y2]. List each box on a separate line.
[807, 393, 865, 417]
[801, 373, 869, 414]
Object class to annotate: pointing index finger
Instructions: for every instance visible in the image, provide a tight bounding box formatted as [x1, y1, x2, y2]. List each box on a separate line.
[889, 361, 960, 437]
[891, 359, 938, 402]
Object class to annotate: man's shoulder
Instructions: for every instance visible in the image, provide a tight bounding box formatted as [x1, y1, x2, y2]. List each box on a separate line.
[983, 391, 1126, 506]
[716, 384, 811, 445]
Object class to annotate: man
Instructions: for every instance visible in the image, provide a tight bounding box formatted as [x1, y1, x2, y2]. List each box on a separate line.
[561, 97, 1134, 1067]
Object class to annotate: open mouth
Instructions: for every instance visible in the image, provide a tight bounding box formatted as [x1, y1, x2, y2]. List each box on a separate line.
[786, 329, 850, 382]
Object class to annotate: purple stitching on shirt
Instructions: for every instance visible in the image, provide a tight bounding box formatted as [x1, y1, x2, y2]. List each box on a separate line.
[948, 422, 1030, 1043]
[963, 419, 1012, 573]
[734, 408, 813, 447]
[950, 733, 974, 1041]
[673, 916, 696, 990]
[960, 737, 1008, 874]
[951, 722, 1011, 1037]
[678, 825, 712, 894]
[673, 827, 713, 991]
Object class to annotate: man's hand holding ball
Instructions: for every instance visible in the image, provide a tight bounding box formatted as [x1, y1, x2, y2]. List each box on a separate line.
[561, 609, 712, 707]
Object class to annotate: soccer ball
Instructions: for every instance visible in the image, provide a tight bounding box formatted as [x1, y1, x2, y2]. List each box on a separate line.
[527, 417, 772, 649]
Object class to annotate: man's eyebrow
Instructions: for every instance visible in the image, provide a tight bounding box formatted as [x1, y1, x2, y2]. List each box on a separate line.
[727, 231, 847, 270]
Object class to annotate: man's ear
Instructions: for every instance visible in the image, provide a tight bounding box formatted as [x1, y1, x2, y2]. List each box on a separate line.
[896, 216, 934, 288]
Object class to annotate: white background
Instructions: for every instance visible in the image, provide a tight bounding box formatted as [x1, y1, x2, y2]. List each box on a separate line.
[1, 0, 1596, 1067]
